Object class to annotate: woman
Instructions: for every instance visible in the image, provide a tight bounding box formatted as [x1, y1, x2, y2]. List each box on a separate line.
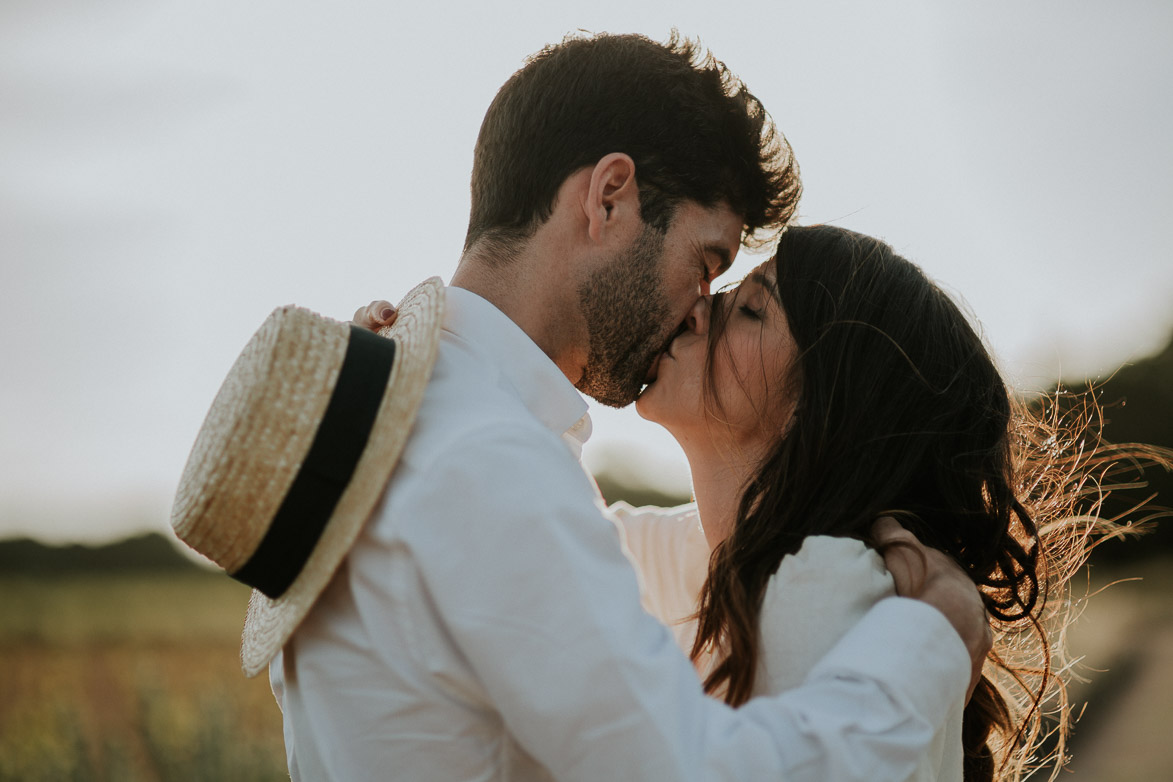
[358, 224, 1162, 781]
[625, 223, 1166, 781]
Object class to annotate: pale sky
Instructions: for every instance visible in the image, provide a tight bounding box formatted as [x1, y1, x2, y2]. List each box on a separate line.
[3, 0, 1171, 543]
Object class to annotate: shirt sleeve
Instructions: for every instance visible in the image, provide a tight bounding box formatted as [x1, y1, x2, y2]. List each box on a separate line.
[754, 537, 966, 781]
[754, 536, 900, 695]
[395, 424, 970, 782]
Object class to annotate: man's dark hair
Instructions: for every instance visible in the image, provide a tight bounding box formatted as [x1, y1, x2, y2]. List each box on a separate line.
[464, 32, 800, 258]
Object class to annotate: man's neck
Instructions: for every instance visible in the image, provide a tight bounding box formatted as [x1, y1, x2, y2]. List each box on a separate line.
[451, 250, 587, 386]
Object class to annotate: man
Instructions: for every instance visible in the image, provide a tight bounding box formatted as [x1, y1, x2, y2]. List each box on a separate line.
[274, 32, 988, 780]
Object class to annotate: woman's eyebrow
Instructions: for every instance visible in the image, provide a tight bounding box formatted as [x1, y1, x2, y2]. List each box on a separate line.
[744, 271, 778, 295]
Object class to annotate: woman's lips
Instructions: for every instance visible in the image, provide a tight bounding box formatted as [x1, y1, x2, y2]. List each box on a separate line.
[644, 350, 671, 385]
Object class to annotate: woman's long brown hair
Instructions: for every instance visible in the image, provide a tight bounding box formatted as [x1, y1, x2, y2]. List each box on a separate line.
[689, 225, 1171, 781]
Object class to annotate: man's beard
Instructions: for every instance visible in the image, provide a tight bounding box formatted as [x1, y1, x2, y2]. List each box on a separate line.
[575, 226, 672, 408]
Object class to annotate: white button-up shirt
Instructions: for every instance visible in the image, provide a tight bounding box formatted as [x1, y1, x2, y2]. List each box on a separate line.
[270, 286, 970, 781]
[617, 503, 964, 781]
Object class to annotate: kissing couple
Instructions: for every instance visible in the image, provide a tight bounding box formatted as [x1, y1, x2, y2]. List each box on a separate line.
[175, 32, 1124, 782]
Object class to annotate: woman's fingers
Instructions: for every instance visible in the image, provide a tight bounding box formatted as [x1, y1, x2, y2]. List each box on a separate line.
[871, 516, 992, 703]
[871, 517, 926, 594]
[352, 300, 398, 331]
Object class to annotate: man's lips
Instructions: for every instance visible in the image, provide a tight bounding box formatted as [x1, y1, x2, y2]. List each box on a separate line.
[643, 325, 683, 388]
[643, 348, 673, 385]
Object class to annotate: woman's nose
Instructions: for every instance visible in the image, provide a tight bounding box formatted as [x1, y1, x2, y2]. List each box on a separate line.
[686, 295, 711, 335]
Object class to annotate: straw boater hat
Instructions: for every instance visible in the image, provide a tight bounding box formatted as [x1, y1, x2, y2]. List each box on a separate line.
[171, 277, 444, 677]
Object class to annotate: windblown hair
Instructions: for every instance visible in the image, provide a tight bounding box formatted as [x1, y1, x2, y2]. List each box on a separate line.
[690, 225, 1171, 781]
[464, 31, 800, 260]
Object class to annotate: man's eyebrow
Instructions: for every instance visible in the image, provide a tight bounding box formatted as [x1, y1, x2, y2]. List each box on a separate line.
[704, 244, 733, 275]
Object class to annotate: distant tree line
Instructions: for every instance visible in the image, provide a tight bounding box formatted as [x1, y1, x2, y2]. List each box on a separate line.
[1053, 332, 1173, 560]
[0, 533, 203, 574]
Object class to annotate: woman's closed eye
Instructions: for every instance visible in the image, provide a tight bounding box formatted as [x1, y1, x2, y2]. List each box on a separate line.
[739, 304, 763, 320]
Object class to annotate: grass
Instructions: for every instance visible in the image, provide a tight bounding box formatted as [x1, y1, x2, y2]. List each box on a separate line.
[0, 572, 286, 782]
[1, 559, 1170, 780]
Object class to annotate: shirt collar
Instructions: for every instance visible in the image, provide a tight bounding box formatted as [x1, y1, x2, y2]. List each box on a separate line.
[443, 286, 591, 445]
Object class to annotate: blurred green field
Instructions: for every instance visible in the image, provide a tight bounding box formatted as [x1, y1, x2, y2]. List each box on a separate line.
[0, 572, 286, 782]
[2, 559, 1171, 781]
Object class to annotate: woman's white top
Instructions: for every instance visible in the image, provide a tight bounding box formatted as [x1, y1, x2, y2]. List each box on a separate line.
[612, 501, 964, 782]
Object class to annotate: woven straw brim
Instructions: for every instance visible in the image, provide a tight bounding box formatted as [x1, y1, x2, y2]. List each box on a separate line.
[170, 278, 443, 678]
[239, 278, 443, 677]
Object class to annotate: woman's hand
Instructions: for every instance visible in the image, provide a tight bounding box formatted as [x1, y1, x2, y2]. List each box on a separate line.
[871, 516, 992, 704]
[353, 300, 398, 331]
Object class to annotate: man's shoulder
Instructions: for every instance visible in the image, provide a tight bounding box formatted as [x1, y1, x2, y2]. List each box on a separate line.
[403, 333, 551, 460]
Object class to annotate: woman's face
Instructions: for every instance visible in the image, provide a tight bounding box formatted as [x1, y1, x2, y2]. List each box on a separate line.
[636, 259, 799, 454]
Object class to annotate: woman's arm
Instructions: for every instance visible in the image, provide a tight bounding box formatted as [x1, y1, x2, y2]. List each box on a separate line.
[754, 536, 964, 782]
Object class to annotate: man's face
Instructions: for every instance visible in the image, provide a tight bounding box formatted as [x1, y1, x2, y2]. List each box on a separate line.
[575, 201, 743, 407]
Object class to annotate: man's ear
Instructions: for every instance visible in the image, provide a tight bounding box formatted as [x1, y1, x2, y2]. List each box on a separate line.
[584, 153, 640, 244]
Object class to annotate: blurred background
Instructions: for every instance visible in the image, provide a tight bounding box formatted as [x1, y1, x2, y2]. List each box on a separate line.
[2, 1, 1171, 779]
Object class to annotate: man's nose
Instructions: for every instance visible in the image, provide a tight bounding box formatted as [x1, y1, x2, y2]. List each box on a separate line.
[686, 295, 711, 335]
